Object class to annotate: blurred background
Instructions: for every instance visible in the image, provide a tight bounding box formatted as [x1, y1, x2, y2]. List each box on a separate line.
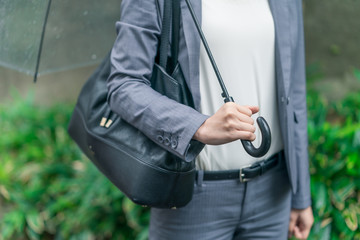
[0, 0, 359, 239]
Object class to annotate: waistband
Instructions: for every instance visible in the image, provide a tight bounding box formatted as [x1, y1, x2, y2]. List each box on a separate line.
[196, 150, 284, 183]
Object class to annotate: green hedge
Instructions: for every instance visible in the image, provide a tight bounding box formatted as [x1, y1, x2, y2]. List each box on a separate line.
[307, 90, 360, 240]
[0, 86, 359, 239]
[0, 92, 149, 240]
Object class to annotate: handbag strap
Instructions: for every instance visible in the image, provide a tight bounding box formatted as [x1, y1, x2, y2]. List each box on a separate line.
[159, 0, 181, 74]
[170, 0, 181, 73]
[184, 0, 233, 103]
[159, 0, 172, 70]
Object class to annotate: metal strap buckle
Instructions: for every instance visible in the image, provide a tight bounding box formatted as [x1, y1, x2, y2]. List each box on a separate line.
[239, 164, 252, 183]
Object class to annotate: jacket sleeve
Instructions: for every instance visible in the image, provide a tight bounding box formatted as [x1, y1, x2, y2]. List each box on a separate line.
[106, 0, 209, 162]
[290, 0, 312, 209]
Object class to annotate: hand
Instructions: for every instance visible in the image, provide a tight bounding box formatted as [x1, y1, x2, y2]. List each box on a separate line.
[288, 206, 314, 239]
[193, 102, 259, 145]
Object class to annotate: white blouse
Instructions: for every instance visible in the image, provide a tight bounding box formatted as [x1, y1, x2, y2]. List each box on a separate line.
[196, 0, 284, 170]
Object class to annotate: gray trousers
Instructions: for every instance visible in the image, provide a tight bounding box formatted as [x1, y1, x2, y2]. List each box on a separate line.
[149, 158, 292, 240]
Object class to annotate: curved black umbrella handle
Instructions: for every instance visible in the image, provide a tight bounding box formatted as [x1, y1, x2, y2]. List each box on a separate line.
[241, 117, 271, 158]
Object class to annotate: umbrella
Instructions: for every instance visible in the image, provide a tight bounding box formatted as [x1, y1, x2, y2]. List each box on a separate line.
[0, 0, 121, 82]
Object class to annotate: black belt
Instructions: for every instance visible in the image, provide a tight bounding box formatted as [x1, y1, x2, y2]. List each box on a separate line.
[197, 150, 284, 182]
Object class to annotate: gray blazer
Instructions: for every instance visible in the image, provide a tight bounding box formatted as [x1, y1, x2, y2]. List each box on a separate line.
[107, 0, 311, 209]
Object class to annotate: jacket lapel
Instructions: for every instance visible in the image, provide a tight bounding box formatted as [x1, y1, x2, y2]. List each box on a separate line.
[268, 0, 292, 97]
[269, 0, 297, 193]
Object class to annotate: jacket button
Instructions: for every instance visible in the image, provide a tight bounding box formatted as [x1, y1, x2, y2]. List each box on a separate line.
[287, 97, 290, 105]
[281, 96, 285, 103]
[171, 139, 178, 149]
[157, 135, 164, 143]
[164, 137, 171, 146]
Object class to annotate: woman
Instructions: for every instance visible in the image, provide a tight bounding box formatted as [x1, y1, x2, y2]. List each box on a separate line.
[107, 0, 313, 239]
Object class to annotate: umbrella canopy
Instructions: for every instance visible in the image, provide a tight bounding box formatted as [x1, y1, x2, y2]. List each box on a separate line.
[0, 0, 121, 81]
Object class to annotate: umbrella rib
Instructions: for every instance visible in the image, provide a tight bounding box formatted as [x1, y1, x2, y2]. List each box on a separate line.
[33, 0, 52, 83]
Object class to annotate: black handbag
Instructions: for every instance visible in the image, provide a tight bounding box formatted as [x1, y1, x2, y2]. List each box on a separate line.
[68, 0, 196, 208]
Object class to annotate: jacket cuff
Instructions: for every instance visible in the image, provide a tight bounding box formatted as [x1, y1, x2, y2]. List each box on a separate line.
[172, 113, 209, 162]
[291, 193, 312, 209]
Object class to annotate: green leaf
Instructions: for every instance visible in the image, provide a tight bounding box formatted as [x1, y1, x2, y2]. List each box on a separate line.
[344, 210, 358, 232]
[325, 158, 346, 178]
[330, 178, 356, 210]
[346, 152, 360, 176]
[354, 233, 360, 240]
[353, 130, 360, 147]
[309, 220, 331, 240]
[25, 226, 40, 240]
[26, 211, 44, 234]
[1, 211, 26, 239]
[333, 210, 356, 239]
[135, 227, 149, 240]
[69, 231, 95, 240]
[312, 181, 328, 216]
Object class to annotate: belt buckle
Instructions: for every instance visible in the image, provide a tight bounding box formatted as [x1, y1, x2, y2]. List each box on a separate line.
[239, 164, 252, 183]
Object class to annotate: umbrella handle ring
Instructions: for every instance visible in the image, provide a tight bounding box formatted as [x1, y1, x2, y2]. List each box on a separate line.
[241, 117, 271, 158]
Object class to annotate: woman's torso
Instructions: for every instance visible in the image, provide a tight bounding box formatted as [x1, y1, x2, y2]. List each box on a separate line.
[196, 0, 284, 170]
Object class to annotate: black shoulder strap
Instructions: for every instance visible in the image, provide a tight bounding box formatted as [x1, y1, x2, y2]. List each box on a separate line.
[159, 0, 172, 70]
[159, 0, 180, 74]
[170, 0, 181, 73]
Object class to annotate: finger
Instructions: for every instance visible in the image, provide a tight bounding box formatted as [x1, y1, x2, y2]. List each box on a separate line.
[233, 130, 256, 141]
[225, 109, 255, 125]
[293, 226, 306, 240]
[300, 227, 311, 240]
[235, 105, 253, 116]
[237, 114, 255, 125]
[246, 105, 259, 114]
[233, 121, 256, 133]
[288, 227, 294, 239]
[288, 217, 296, 238]
[224, 121, 255, 137]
